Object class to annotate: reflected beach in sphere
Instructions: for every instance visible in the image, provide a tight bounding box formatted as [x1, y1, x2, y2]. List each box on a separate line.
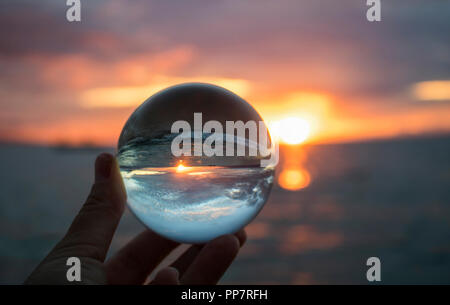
[117, 83, 275, 243]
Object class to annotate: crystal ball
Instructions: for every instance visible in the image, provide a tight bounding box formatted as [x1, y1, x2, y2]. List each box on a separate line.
[117, 83, 275, 243]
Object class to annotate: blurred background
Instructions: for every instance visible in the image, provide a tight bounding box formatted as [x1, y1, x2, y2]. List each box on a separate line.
[0, 0, 449, 284]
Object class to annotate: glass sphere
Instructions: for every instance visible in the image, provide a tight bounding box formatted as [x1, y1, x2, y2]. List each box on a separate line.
[117, 83, 275, 243]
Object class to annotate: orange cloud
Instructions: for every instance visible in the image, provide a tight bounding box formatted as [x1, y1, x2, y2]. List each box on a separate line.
[29, 46, 195, 90]
[0, 111, 130, 146]
[412, 80, 450, 101]
[79, 76, 251, 108]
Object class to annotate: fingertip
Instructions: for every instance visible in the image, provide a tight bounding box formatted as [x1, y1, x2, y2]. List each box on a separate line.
[167, 267, 179, 279]
[180, 234, 240, 284]
[235, 229, 247, 247]
[94, 153, 126, 208]
[95, 153, 114, 181]
[211, 234, 240, 256]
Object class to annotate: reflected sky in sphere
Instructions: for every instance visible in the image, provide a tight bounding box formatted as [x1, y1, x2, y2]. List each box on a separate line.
[117, 83, 275, 243]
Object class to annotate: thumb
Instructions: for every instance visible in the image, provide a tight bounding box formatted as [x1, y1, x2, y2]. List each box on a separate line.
[51, 153, 127, 262]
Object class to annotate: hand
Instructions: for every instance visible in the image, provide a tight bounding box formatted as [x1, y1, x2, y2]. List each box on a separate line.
[25, 153, 246, 285]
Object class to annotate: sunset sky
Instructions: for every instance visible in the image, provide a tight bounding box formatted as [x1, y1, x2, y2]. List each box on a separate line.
[0, 0, 449, 146]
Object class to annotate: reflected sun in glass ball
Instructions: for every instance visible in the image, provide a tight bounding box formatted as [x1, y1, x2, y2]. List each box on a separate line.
[117, 83, 275, 243]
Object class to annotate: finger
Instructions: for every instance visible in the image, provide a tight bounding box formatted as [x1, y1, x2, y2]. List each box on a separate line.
[180, 234, 240, 285]
[49, 153, 126, 262]
[170, 245, 203, 277]
[150, 267, 179, 285]
[171, 229, 247, 278]
[234, 229, 247, 247]
[105, 230, 179, 285]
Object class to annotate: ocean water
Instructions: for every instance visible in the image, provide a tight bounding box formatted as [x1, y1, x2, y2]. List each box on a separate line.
[0, 135, 449, 284]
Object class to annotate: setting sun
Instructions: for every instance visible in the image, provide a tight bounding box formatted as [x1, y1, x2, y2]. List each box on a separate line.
[176, 162, 188, 172]
[270, 117, 311, 145]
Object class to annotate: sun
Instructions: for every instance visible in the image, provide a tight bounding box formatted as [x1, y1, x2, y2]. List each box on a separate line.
[176, 161, 188, 172]
[270, 117, 311, 145]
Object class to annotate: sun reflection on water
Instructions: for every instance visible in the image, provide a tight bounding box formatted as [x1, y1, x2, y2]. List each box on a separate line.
[277, 144, 312, 191]
[278, 168, 310, 190]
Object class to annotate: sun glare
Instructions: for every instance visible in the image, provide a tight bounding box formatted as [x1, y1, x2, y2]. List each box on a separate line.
[176, 161, 188, 172]
[270, 117, 311, 145]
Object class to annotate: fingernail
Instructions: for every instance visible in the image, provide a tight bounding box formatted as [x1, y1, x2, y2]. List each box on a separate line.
[95, 153, 113, 181]
[235, 229, 247, 247]
[167, 267, 179, 279]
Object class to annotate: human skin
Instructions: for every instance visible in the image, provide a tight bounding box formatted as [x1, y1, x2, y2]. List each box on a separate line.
[25, 153, 246, 285]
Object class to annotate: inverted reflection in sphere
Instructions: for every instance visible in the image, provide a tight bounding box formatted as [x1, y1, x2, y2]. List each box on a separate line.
[117, 83, 275, 243]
